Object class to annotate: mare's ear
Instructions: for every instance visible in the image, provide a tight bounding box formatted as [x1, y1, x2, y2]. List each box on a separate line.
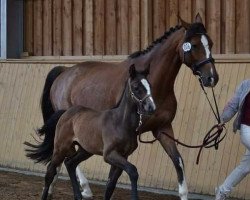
[178, 15, 191, 30]
[142, 63, 150, 76]
[195, 13, 203, 23]
[129, 64, 136, 79]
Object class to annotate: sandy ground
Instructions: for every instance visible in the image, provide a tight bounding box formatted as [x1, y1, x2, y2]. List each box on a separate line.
[0, 170, 182, 200]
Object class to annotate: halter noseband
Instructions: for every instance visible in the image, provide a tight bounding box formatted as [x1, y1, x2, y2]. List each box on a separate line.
[128, 78, 152, 114]
[182, 33, 215, 75]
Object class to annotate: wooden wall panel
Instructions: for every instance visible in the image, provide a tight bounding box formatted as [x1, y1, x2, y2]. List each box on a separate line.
[236, 0, 250, 53]
[0, 58, 250, 198]
[105, 0, 117, 55]
[128, 0, 140, 53]
[117, 0, 129, 54]
[62, 0, 72, 56]
[24, 0, 250, 56]
[24, 0, 33, 55]
[52, 0, 62, 56]
[33, 0, 43, 56]
[72, 0, 83, 55]
[84, 0, 93, 55]
[43, 0, 52, 56]
[94, 0, 104, 55]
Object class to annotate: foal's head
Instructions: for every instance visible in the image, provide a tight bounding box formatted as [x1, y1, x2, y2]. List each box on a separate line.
[178, 13, 219, 87]
[128, 64, 156, 115]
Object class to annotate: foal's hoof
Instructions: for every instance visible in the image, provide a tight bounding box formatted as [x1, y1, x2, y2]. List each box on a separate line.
[47, 194, 53, 200]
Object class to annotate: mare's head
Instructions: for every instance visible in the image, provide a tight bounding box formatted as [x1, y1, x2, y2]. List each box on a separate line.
[128, 64, 156, 115]
[178, 13, 219, 87]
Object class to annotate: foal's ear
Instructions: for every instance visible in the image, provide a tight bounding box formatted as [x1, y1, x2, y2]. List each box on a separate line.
[195, 13, 203, 24]
[142, 64, 150, 76]
[129, 64, 137, 79]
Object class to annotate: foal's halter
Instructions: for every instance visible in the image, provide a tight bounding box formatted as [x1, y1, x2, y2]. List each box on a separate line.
[182, 33, 215, 75]
[128, 78, 152, 131]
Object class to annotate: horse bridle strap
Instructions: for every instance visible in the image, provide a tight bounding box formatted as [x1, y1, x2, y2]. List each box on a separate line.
[191, 57, 215, 74]
[128, 78, 152, 111]
[182, 44, 215, 75]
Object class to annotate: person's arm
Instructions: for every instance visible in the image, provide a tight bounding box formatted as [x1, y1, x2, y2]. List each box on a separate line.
[220, 81, 244, 123]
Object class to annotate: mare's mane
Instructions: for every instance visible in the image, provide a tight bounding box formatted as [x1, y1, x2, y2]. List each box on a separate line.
[129, 22, 207, 59]
[129, 25, 182, 59]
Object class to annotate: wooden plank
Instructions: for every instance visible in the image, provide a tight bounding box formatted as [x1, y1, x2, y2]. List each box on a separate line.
[236, 0, 250, 53]
[117, 0, 129, 54]
[73, 0, 83, 55]
[33, 0, 43, 56]
[84, 0, 94, 55]
[193, 0, 205, 24]
[153, 0, 166, 40]
[129, 0, 140, 53]
[62, 0, 72, 56]
[140, 0, 149, 50]
[43, 0, 52, 56]
[53, 0, 62, 56]
[206, 0, 221, 53]
[178, 0, 192, 23]
[93, 0, 104, 55]
[105, 0, 117, 55]
[224, 0, 235, 53]
[24, 0, 33, 55]
[169, 0, 178, 27]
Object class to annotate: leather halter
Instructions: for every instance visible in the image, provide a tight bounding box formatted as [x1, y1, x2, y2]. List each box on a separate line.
[182, 33, 215, 75]
[128, 78, 152, 115]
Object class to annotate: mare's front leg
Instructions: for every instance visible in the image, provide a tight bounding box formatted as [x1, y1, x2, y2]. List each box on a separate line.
[153, 125, 188, 200]
[104, 151, 139, 200]
[104, 165, 123, 199]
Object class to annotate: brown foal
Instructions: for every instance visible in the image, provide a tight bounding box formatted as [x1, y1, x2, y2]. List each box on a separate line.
[26, 64, 156, 200]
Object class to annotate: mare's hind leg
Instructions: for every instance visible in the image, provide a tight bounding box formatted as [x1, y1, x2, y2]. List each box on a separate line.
[41, 156, 65, 200]
[76, 166, 93, 198]
[104, 151, 138, 200]
[153, 126, 188, 200]
[104, 165, 123, 200]
[64, 147, 93, 200]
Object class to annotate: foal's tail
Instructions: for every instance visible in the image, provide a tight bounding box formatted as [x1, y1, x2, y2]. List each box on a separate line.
[41, 66, 66, 123]
[24, 110, 66, 164]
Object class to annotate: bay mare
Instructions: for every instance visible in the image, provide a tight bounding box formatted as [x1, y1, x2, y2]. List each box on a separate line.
[26, 65, 156, 200]
[39, 14, 218, 200]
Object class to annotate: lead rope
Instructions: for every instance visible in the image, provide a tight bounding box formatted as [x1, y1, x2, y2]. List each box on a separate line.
[137, 78, 227, 164]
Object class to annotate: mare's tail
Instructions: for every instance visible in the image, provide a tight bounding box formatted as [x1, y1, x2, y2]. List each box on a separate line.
[24, 110, 66, 164]
[41, 66, 66, 124]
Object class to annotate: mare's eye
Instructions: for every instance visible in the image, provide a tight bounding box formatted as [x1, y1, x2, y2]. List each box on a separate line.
[192, 44, 198, 49]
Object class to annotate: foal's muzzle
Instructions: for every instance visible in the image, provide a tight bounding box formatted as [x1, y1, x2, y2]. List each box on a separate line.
[139, 96, 156, 115]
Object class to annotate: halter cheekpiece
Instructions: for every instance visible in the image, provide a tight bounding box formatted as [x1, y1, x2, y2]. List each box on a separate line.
[128, 78, 152, 131]
[182, 33, 215, 75]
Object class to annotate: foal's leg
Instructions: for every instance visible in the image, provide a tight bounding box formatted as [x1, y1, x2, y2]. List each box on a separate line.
[104, 151, 139, 200]
[153, 126, 188, 200]
[76, 166, 93, 198]
[64, 148, 93, 200]
[104, 165, 123, 200]
[48, 164, 62, 198]
[41, 156, 65, 200]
